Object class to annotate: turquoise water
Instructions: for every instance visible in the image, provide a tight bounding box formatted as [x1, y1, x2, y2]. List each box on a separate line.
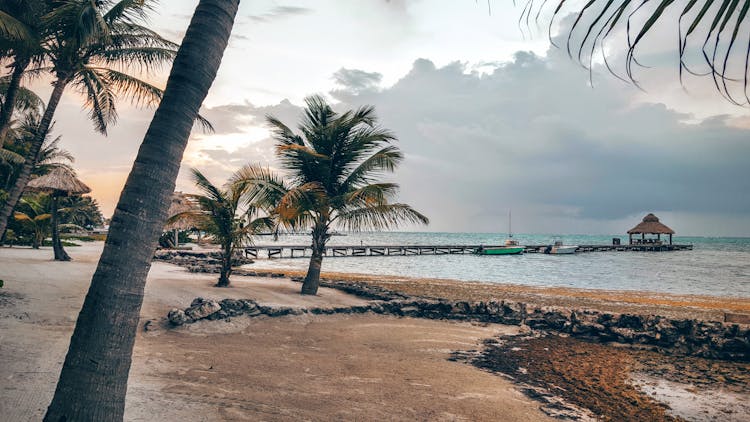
[246, 232, 750, 298]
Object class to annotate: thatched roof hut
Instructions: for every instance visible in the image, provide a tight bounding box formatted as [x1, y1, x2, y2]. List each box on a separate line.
[27, 168, 91, 196]
[26, 168, 91, 261]
[165, 192, 200, 231]
[627, 213, 675, 245]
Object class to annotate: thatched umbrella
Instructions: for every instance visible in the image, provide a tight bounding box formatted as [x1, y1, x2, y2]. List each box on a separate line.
[165, 192, 200, 247]
[627, 213, 675, 245]
[27, 167, 91, 261]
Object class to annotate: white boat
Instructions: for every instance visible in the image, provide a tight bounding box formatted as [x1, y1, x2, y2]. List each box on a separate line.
[544, 240, 578, 254]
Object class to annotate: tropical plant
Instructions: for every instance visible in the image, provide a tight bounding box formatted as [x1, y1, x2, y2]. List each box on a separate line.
[44, 1, 241, 419]
[169, 169, 274, 287]
[543, 0, 750, 102]
[0, 0, 179, 239]
[1, 115, 73, 196]
[59, 195, 103, 229]
[0, 0, 48, 145]
[13, 192, 51, 248]
[235, 95, 429, 295]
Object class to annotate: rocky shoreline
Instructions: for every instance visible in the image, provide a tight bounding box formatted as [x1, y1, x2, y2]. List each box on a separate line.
[165, 279, 750, 362]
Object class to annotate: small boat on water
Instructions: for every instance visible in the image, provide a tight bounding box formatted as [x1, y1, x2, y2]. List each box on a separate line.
[477, 239, 525, 255]
[476, 211, 525, 255]
[544, 240, 578, 254]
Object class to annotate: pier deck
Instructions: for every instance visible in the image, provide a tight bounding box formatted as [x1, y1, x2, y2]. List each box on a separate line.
[244, 243, 694, 259]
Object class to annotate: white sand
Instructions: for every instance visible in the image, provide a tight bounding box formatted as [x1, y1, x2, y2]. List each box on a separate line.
[0, 242, 551, 421]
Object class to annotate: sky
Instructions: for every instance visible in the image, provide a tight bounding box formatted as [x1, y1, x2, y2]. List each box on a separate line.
[32, 0, 750, 236]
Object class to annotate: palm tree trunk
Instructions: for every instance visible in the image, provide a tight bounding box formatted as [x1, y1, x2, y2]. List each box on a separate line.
[217, 242, 232, 287]
[0, 76, 68, 240]
[301, 226, 328, 295]
[51, 194, 70, 261]
[0, 57, 31, 148]
[43, 1, 240, 420]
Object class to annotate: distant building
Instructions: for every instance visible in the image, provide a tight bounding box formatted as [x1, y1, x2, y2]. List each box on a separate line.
[627, 213, 675, 245]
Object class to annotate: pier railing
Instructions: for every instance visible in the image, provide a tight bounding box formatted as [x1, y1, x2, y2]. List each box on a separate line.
[244, 243, 693, 259]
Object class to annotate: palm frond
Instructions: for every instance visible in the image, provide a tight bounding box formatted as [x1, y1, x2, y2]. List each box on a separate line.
[549, 0, 750, 103]
[340, 183, 400, 209]
[190, 168, 226, 204]
[0, 10, 33, 41]
[96, 67, 163, 107]
[0, 147, 25, 164]
[335, 203, 429, 232]
[230, 164, 289, 210]
[342, 145, 403, 188]
[76, 68, 117, 134]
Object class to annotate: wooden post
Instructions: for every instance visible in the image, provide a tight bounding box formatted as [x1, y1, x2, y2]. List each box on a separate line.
[669, 233, 672, 245]
[629, 233, 632, 245]
[173, 228, 178, 248]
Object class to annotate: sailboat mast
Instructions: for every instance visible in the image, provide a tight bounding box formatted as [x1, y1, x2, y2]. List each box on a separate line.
[508, 210, 512, 238]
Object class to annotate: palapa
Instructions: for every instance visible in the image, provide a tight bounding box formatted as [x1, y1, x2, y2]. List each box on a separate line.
[165, 192, 201, 231]
[627, 213, 675, 235]
[27, 167, 91, 196]
[25, 168, 91, 261]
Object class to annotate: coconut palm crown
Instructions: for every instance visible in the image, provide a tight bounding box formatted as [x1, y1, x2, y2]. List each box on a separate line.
[169, 168, 275, 287]
[235, 95, 429, 295]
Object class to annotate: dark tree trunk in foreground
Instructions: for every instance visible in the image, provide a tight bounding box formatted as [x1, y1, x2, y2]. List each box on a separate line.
[301, 223, 328, 295]
[0, 57, 31, 148]
[43, 1, 240, 420]
[0, 76, 67, 240]
[51, 194, 70, 261]
[217, 241, 232, 287]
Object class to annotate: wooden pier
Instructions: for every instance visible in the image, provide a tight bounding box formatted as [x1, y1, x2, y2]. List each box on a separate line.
[244, 243, 693, 259]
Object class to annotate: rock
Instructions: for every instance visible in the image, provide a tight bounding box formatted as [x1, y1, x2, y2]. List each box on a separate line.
[168, 308, 189, 326]
[185, 300, 222, 320]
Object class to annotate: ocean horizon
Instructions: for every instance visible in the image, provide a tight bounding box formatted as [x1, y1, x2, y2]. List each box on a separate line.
[245, 232, 750, 298]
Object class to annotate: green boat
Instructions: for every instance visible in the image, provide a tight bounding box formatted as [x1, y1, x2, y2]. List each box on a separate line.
[475, 211, 525, 255]
[476, 244, 524, 255]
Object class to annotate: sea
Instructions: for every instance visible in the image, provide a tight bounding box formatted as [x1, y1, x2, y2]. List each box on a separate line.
[244, 232, 750, 298]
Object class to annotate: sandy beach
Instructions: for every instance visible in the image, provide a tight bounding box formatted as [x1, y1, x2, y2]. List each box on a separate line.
[0, 243, 550, 421]
[1, 242, 748, 421]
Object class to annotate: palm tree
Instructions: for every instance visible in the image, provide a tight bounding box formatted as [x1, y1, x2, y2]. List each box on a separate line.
[235, 95, 429, 295]
[13, 192, 51, 248]
[59, 195, 103, 229]
[545, 1, 750, 102]
[44, 1, 241, 419]
[170, 169, 274, 287]
[0, 0, 48, 146]
[0, 0, 178, 239]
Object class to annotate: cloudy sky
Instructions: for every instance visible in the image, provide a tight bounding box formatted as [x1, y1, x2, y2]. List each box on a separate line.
[34, 0, 750, 236]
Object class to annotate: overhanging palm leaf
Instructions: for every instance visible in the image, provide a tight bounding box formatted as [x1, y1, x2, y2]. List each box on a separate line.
[335, 203, 429, 232]
[545, 0, 750, 104]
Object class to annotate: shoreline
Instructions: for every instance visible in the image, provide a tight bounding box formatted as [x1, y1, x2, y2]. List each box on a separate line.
[242, 265, 750, 321]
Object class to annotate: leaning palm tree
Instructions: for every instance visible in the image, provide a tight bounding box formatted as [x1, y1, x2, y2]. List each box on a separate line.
[0, 0, 179, 239]
[169, 169, 274, 287]
[542, 0, 750, 102]
[235, 95, 429, 295]
[44, 1, 240, 419]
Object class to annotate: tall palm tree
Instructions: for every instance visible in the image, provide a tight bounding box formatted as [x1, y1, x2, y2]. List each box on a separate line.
[544, 1, 750, 102]
[0, 0, 178, 239]
[170, 168, 274, 287]
[44, 1, 240, 419]
[235, 95, 429, 295]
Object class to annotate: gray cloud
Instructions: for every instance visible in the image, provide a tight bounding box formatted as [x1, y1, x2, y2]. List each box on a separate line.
[184, 49, 750, 236]
[332, 68, 383, 93]
[326, 51, 750, 234]
[249, 6, 312, 23]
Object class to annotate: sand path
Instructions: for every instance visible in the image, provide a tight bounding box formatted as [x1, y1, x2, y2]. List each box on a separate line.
[0, 243, 551, 421]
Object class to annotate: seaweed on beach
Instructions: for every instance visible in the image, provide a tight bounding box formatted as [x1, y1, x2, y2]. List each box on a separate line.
[472, 335, 682, 422]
